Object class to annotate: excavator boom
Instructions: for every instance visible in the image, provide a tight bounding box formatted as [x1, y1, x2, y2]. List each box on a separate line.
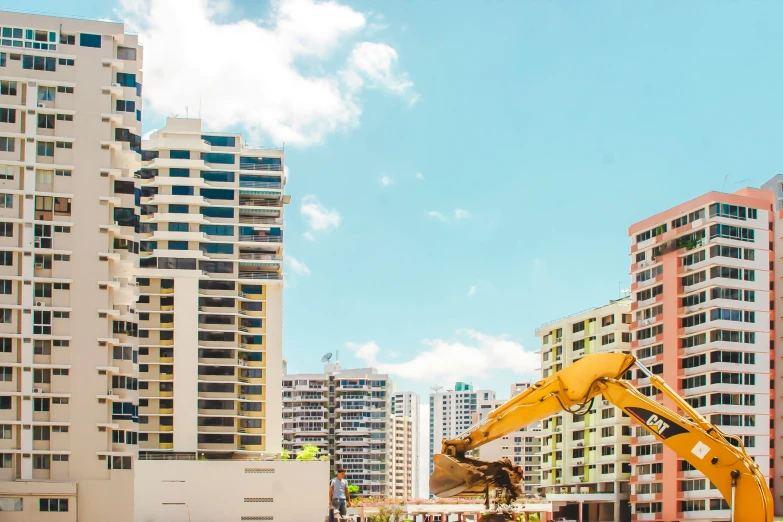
[429, 352, 773, 522]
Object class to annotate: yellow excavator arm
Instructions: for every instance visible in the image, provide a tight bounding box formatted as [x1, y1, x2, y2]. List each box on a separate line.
[429, 352, 773, 522]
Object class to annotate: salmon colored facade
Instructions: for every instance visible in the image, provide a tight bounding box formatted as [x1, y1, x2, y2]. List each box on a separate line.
[628, 189, 776, 522]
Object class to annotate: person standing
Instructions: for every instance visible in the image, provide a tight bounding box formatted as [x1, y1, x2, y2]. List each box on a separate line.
[329, 468, 350, 520]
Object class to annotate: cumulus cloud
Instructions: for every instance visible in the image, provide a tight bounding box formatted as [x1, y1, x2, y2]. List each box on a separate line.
[346, 329, 538, 384]
[454, 209, 470, 220]
[343, 42, 418, 106]
[300, 195, 341, 239]
[379, 175, 394, 187]
[427, 209, 470, 223]
[117, 0, 416, 146]
[427, 211, 448, 222]
[287, 256, 311, 276]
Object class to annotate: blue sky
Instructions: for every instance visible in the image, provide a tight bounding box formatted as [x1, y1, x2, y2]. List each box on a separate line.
[9, 0, 783, 402]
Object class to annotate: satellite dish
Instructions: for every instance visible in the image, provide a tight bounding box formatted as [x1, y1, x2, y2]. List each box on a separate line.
[321, 352, 333, 363]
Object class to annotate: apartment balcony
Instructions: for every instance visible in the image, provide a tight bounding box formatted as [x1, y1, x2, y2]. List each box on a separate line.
[237, 270, 282, 281]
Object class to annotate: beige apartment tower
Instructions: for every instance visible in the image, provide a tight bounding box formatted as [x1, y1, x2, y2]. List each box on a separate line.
[136, 118, 285, 457]
[535, 297, 634, 522]
[0, 11, 142, 522]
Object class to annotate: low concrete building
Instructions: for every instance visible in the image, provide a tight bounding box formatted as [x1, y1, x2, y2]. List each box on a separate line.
[134, 459, 327, 522]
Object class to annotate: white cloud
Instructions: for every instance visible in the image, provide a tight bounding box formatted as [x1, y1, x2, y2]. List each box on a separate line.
[117, 0, 415, 146]
[142, 128, 159, 140]
[467, 285, 477, 297]
[346, 329, 538, 385]
[415, 172, 425, 181]
[454, 208, 470, 220]
[427, 211, 448, 223]
[379, 175, 394, 187]
[343, 42, 418, 106]
[300, 195, 341, 239]
[287, 256, 311, 276]
[427, 208, 470, 224]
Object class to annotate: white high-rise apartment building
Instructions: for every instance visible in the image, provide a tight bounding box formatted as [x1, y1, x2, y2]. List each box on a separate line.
[428, 382, 495, 478]
[282, 364, 391, 496]
[0, 11, 142, 521]
[135, 118, 285, 457]
[535, 297, 634, 522]
[391, 391, 420, 498]
[474, 383, 542, 497]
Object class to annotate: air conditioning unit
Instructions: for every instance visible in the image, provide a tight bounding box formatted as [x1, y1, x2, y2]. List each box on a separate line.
[33, 387, 42, 393]
[37, 103, 45, 108]
[112, 83, 121, 88]
[555, 479, 562, 484]
[555, 337, 562, 343]
[554, 427, 561, 432]
[35, 301, 43, 306]
[575, 460, 583, 465]
[576, 441, 583, 447]
[603, 400, 610, 406]
[34, 263, 43, 269]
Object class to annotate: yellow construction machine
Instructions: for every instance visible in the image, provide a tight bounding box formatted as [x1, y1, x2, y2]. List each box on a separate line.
[429, 352, 773, 522]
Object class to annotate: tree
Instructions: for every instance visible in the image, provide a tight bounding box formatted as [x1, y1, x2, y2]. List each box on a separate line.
[295, 444, 321, 460]
[281, 449, 290, 461]
[347, 484, 359, 495]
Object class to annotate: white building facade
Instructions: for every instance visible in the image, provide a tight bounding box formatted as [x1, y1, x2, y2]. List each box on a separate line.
[282, 364, 391, 496]
[391, 391, 420, 499]
[428, 383, 495, 478]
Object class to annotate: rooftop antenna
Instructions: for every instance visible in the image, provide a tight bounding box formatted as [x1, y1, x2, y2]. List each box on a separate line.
[431, 385, 443, 395]
[721, 174, 729, 192]
[320, 352, 333, 364]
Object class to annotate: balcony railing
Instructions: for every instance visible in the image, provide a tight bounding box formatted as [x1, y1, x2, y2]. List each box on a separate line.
[239, 181, 282, 189]
[238, 271, 282, 280]
[239, 235, 283, 243]
[238, 216, 283, 225]
[239, 163, 283, 171]
[239, 253, 281, 260]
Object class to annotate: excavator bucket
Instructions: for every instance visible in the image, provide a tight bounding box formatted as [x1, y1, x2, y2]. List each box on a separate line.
[430, 454, 523, 499]
[430, 454, 488, 497]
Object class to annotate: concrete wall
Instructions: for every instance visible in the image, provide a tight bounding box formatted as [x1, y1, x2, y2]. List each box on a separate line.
[134, 459, 328, 522]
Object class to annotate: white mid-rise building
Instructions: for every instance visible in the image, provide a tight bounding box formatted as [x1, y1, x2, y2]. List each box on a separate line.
[428, 382, 495, 478]
[282, 364, 391, 496]
[135, 118, 286, 458]
[391, 391, 420, 499]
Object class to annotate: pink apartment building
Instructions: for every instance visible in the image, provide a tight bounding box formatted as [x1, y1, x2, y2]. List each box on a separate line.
[628, 188, 776, 521]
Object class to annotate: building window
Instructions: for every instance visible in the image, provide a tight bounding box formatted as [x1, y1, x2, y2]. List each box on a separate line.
[0, 309, 11, 323]
[116, 100, 135, 112]
[22, 55, 56, 71]
[116, 73, 136, 87]
[0, 108, 15, 123]
[37, 113, 55, 129]
[0, 137, 14, 152]
[0, 165, 14, 180]
[56, 86, 73, 94]
[33, 425, 50, 440]
[60, 34, 75, 45]
[33, 454, 51, 469]
[57, 58, 74, 66]
[0, 497, 21, 510]
[0, 81, 17, 96]
[79, 33, 101, 48]
[117, 46, 137, 60]
[37, 141, 54, 157]
[0, 194, 12, 209]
